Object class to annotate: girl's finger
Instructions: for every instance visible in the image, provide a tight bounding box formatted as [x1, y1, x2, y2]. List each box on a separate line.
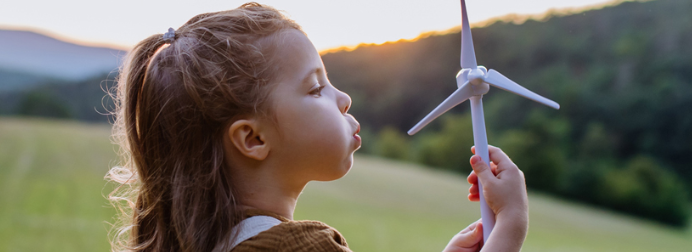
[467, 171, 478, 184]
[472, 147, 501, 176]
[468, 193, 479, 201]
[474, 222, 484, 242]
[475, 145, 513, 167]
[450, 220, 484, 249]
[469, 184, 478, 195]
[470, 155, 496, 183]
[487, 145, 513, 167]
[460, 220, 479, 234]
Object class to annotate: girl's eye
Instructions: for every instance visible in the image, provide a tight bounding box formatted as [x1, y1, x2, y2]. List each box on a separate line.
[310, 85, 325, 97]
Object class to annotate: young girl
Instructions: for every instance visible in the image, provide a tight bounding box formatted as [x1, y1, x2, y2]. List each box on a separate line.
[107, 2, 528, 252]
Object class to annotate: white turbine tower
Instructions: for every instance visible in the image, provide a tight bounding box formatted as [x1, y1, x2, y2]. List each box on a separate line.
[408, 0, 560, 242]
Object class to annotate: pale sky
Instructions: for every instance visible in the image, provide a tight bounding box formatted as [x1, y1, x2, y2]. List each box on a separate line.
[1, 0, 618, 51]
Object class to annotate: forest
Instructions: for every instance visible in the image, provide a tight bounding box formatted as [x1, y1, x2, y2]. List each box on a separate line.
[1, 0, 690, 226]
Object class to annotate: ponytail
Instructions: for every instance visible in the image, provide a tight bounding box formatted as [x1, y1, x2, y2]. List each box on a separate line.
[108, 33, 170, 251]
[124, 34, 166, 171]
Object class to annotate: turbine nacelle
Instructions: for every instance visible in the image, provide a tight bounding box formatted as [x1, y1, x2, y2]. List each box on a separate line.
[456, 66, 489, 96]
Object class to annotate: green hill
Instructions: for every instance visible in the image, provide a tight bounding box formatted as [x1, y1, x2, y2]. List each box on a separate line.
[1, 117, 690, 251]
[321, 0, 692, 225]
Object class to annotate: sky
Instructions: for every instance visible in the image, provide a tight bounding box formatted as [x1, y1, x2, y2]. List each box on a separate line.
[1, 0, 618, 51]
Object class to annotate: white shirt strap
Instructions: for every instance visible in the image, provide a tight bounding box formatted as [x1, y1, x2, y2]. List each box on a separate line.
[230, 216, 282, 248]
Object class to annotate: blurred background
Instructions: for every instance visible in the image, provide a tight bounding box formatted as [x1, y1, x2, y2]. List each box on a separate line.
[1, 0, 691, 251]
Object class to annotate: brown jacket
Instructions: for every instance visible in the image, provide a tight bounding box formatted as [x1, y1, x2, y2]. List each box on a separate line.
[231, 209, 352, 252]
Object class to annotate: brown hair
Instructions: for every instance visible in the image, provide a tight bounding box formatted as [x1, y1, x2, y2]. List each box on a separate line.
[106, 3, 301, 252]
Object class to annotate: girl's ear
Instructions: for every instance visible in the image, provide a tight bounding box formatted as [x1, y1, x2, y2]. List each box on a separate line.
[227, 119, 270, 160]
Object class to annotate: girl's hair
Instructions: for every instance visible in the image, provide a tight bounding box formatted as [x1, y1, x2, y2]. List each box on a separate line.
[106, 3, 301, 252]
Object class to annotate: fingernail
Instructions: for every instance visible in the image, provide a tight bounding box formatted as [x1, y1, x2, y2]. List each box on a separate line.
[471, 155, 479, 165]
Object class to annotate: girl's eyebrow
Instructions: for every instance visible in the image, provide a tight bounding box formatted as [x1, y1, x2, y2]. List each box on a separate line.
[301, 68, 322, 84]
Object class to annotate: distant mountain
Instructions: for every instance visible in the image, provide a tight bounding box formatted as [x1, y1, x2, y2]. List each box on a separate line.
[0, 68, 56, 92]
[0, 29, 126, 86]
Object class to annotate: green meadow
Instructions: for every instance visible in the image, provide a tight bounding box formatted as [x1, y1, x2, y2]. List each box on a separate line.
[0, 117, 690, 252]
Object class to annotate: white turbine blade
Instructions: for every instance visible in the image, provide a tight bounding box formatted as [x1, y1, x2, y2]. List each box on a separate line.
[408, 82, 474, 135]
[484, 69, 560, 110]
[460, 0, 477, 69]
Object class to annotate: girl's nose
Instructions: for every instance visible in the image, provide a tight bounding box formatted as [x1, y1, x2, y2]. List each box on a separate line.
[336, 89, 352, 114]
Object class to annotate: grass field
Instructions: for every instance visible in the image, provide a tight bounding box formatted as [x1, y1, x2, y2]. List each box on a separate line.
[1, 117, 690, 252]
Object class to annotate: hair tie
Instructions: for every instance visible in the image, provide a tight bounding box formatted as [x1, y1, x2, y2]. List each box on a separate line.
[163, 27, 176, 43]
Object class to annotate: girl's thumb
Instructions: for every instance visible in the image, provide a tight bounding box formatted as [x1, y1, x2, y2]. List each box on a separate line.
[471, 155, 494, 182]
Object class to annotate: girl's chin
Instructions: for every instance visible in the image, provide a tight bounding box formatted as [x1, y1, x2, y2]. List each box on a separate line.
[340, 155, 354, 176]
[314, 157, 353, 182]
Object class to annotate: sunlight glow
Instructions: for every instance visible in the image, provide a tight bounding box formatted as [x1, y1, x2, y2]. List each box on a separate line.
[1, 0, 622, 51]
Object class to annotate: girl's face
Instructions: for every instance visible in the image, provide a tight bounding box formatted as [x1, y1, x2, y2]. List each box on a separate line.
[264, 29, 361, 183]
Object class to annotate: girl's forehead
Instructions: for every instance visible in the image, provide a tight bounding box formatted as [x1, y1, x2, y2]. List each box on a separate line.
[268, 30, 322, 83]
[271, 30, 315, 59]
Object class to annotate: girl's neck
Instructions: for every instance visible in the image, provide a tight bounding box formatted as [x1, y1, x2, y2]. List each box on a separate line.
[235, 170, 308, 220]
[239, 190, 301, 220]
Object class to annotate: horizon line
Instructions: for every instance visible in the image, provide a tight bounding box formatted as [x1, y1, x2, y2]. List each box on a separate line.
[319, 0, 632, 55]
[0, 0, 632, 55]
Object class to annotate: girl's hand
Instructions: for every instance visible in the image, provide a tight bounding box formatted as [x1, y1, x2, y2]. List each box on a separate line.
[466, 146, 528, 220]
[466, 145, 529, 252]
[443, 219, 483, 252]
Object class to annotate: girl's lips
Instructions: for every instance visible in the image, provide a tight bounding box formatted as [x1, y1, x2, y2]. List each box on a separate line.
[353, 124, 361, 145]
[353, 134, 362, 146]
[351, 123, 361, 147]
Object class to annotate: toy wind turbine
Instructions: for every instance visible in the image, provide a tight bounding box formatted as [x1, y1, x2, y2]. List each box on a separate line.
[408, 0, 560, 242]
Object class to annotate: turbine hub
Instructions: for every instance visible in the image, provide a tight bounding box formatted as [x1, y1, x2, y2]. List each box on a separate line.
[456, 66, 488, 88]
[468, 66, 487, 85]
[455, 66, 489, 96]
